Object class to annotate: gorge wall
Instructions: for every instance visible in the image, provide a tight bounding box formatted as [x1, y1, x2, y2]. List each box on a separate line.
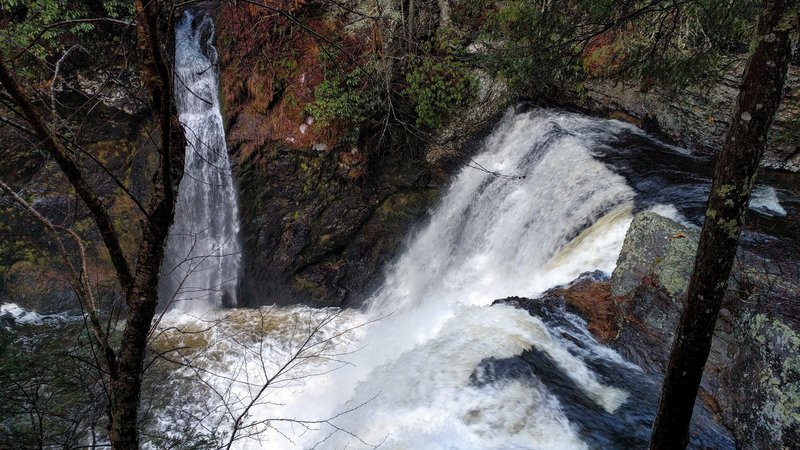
[562, 61, 800, 171]
[2, 1, 797, 312]
[214, 1, 509, 307]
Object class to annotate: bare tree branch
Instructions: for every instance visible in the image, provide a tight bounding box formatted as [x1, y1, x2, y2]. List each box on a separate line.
[0, 53, 135, 292]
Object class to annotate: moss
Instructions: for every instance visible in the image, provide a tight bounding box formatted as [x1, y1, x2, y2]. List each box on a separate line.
[717, 217, 741, 239]
[744, 313, 800, 436]
[611, 211, 698, 299]
[291, 274, 324, 301]
[656, 232, 698, 300]
[716, 184, 735, 197]
[375, 190, 440, 225]
[378, 193, 415, 218]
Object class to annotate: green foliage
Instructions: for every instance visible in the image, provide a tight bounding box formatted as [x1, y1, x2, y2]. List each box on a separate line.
[479, 0, 596, 97]
[403, 56, 475, 130]
[100, 0, 133, 19]
[0, 0, 134, 78]
[478, 0, 760, 96]
[611, 0, 759, 88]
[2, 1, 89, 59]
[452, 0, 491, 28]
[307, 68, 377, 127]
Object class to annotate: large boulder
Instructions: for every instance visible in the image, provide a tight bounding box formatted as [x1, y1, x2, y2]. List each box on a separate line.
[610, 211, 699, 299]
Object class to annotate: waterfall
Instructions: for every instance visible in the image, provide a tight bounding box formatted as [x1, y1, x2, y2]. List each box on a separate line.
[161, 12, 241, 311]
[166, 110, 672, 449]
[281, 110, 643, 449]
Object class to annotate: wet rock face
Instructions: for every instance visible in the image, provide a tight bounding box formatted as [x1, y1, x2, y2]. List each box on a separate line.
[234, 142, 440, 307]
[564, 211, 800, 449]
[611, 211, 699, 299]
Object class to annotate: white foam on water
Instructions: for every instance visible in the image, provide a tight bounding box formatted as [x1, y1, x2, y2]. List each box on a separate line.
[1, 303, 45, 324]
[648, 203, 696, 228]
[0, 303, 70, 325]
[749, 185, 787, 217]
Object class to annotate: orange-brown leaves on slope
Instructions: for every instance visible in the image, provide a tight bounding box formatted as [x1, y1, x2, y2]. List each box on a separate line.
[244, 0, 307, 17]
[582, 31, 624, 77]
[216, 3, 375, 159]
[554, 280, 625, 343]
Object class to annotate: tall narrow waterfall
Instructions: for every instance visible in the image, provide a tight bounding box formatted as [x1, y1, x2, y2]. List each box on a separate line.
[162, 12, 241, 311]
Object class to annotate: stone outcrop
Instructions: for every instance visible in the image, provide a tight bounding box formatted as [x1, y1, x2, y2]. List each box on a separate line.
[537, 211, 800, 448]
[493, 275, 735, 449]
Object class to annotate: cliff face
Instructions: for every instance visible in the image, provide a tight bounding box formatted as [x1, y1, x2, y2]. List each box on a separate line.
[0, 59, 153, 313]
[215, 2, 509, 307]
[564, 62, 800, 172]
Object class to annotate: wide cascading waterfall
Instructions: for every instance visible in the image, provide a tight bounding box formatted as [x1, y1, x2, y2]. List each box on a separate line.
[281, 111, 644, 449]
[162, 12, 241, 311]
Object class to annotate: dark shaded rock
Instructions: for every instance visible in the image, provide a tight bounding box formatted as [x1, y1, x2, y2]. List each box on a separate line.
[234, 141, 441, 307]
[493, 293, 734, 449]
[0, 311, 15, 329]
[0, 68, 154, 314]
[566, 210, 800, 449]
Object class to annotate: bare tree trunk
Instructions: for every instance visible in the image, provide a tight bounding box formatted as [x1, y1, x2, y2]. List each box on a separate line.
[110, 231, 168, 449]
[1, 1, 185, 448]
[650, 1, 797, 449]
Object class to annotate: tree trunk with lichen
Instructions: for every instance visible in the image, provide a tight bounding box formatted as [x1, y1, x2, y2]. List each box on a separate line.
[650, 1, 797, 449]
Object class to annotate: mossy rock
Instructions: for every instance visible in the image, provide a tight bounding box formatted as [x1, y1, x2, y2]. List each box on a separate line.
[727, 313, 800, 448]
[611, 211, 699, 301]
